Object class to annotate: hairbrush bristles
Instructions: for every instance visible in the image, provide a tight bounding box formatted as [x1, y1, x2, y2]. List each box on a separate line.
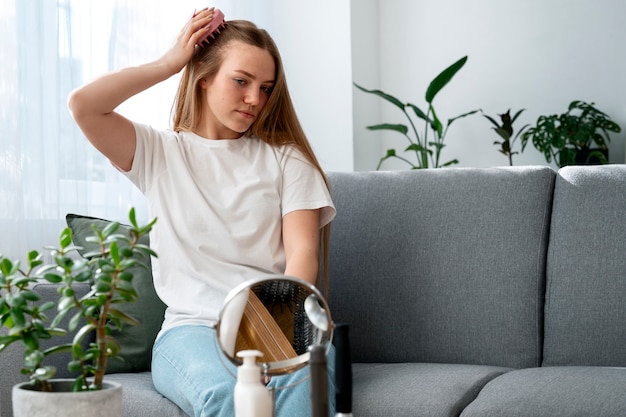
[197, 8, 226, 47]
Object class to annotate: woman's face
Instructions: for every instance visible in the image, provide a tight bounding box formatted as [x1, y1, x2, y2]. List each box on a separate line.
[199, 40, 275, 139]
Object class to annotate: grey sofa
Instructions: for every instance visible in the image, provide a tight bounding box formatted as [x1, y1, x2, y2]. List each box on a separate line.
[2, 165, 626, 417]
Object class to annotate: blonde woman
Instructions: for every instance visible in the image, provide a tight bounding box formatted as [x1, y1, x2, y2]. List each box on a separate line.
[68, 7, 335, 416]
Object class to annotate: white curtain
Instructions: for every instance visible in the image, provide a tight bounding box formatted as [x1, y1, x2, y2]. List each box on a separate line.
[0, 0, 206, 260]
[0, 0, 318, 261]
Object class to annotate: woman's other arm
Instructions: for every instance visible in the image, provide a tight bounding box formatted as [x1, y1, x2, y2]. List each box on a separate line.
[282, 209, 321, 285]
[67, 8, 216, 171]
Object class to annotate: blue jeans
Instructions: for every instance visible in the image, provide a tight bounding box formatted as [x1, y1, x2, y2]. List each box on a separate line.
[152, 325, 336, 417]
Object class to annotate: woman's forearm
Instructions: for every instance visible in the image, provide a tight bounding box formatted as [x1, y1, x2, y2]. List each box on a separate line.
[68, 59, 174, 120]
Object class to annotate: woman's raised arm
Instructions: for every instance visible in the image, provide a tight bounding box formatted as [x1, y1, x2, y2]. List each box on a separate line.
[67, 7, 217, 171]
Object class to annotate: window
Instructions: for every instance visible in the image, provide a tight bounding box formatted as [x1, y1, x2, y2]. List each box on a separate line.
[0, 0, 198, 260]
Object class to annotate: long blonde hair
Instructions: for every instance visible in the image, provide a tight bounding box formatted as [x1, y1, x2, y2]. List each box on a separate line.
[172, 20, 332, 292]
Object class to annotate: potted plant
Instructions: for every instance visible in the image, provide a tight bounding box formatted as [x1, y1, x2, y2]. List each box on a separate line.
[354, 55, 480, 169]
[521, 100, 621, 168]
[0, 208, 156, 417]
[483, 108, 530, 166]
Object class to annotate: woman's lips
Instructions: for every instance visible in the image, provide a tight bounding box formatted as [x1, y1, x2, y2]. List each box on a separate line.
[237, 110, 254, 119]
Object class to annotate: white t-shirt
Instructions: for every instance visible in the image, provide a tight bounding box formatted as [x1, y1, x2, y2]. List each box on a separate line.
[124, 122, 336, 338]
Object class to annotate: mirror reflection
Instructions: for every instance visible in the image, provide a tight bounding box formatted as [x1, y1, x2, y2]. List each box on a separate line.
[217, 276, 333, 376]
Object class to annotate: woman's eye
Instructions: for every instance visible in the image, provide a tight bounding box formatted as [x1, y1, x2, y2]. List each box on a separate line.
[235, 79, 246, 86]
[261, 86, 273, 94]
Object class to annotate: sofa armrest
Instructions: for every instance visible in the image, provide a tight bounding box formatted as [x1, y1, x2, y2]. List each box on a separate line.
[0, 322, 28, 417]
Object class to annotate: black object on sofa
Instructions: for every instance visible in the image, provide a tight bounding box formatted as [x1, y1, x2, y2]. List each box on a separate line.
[2, 165, 626, 417]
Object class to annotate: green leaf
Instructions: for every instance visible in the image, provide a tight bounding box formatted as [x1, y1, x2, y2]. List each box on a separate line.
[108, 308, 140, 326]
[22, 331, 40, 351]
[483, 114, 500, 128]
[120, 258, 138, 270]
[109, 241, 120, 265]
[429, 106, 443, 138]
[405, 143, 427, 152]
[68, 312, 82, 332]
[44, 343, 72, 356]
[425, 56, 468, 104]
[0, 334, 21, 350]
[406, 103, 429, 121]
[366, 123, 409, 135]
[10, 309, 26, 329]
[102, 221, 120, 238]
[441, 159, 460, 167]
[138, 217, 157, 236]
[95, 281, 112, 293]
[39, 301, 56, 312]
[129, 207, 138, 228]
[0, 258, 18, 276]
[57, 296, 74, 313]
[32, 366, 56, 381]
[59, 228, 73, 249]
[73, 269, 93, 283]
[27, 251, 43, 269]
[353, 83, 405, 110]
[447, 109, 481, 127]
[118, 272, 133, 282]
[73, 324, 96, 346]
[67, 360, 82, 373]
[135, 244, 158, 258]
[20, 290, 40, 302]
[44, 273, 63, 283]
[24, 349, 45, 368]
[71, 374, 86, 391]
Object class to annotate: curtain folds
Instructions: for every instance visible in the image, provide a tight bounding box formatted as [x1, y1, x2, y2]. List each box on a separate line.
[0, 0, 206, 260]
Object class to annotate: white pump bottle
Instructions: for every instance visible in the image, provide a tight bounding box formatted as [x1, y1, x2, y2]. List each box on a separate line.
[234, 350, 274, 417]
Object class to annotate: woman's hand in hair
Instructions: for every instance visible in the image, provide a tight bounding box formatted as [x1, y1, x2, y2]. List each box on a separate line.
[161, 7, 217, 75]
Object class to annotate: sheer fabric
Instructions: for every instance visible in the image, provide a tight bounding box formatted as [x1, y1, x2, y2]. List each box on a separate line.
[0, 0, 209, 260]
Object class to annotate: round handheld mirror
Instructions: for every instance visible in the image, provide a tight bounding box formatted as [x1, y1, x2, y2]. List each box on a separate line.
[216, 275, 333, 376]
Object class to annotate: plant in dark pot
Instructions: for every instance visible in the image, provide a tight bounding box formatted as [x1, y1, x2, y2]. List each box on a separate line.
[0, 208, 156, 417]
[521, 100, 621, 168]
[354, 55, 480, 169]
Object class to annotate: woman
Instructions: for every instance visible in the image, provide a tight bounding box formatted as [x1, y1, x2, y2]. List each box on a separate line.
[68, 7, 335, 417]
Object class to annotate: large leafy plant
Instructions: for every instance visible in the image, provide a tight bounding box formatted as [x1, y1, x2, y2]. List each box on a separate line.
[354, 56, 480, 169]
[521, 100, 621, 167]
[0, 208, 156, 392]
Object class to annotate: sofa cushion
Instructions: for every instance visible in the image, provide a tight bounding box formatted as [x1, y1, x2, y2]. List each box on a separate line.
[327, 167, 555, 368]
[543, 165, 626, 366]
[460, 366, 626, 417]
[352, 362, 510, 417]
[66, 213, 166, 374]
[104, 372, 187, 417]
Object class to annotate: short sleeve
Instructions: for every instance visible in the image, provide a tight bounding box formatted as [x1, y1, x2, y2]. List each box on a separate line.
[280, 148, 336, 228]
[122, 122, 167, 193]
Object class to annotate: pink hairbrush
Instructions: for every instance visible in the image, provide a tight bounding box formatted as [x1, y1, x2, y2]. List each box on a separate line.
[197, 8, 226, 46]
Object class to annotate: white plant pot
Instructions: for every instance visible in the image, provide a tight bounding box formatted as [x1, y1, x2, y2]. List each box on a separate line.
[12, 379, 122, 417]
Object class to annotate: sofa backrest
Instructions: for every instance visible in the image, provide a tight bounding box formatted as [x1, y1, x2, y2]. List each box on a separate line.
[543, 165, 626, 366]
[327, 167, 556, 369]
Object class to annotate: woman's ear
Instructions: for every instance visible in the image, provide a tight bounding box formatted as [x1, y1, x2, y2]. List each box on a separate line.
[200, 78, 208, 89]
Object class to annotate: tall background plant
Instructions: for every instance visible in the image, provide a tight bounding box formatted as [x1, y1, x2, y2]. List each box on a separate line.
[354, 56, 480, 169]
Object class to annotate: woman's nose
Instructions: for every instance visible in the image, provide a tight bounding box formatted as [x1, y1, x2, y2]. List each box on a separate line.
[244, 88, 260, 106]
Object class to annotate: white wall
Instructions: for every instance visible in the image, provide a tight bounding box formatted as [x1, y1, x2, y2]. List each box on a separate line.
[213, 0, 355, 172]
[351, 0, 626, 170]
